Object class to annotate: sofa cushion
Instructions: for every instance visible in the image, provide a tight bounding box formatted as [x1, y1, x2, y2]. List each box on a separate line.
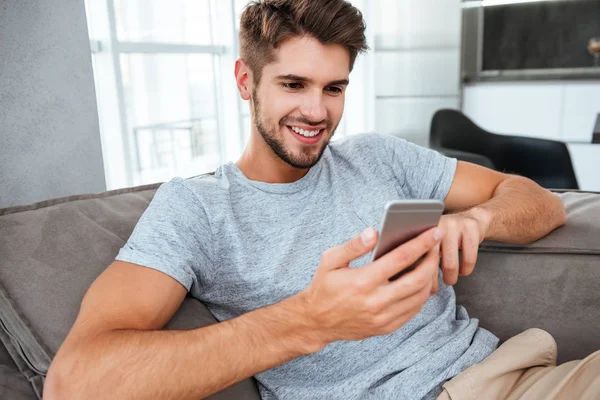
[0, 339, 36, 400]
[0, 183, 260, 400]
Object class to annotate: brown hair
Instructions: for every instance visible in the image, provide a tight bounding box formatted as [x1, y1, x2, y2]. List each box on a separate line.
[239, 0, 368, 85]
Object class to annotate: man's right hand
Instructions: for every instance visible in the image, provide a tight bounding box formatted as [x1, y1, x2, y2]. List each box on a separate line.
[298, 226, 444, 349]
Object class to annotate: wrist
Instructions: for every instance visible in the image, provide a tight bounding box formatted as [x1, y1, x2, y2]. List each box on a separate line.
[465, 206, 493, 239]
[285, 291, 328, 355]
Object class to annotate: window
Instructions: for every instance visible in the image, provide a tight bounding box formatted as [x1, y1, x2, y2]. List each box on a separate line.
[85, 0, 244, 188]
[114, 0, 213, 45]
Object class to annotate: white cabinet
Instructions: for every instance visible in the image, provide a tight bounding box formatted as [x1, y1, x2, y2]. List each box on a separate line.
[462, 83, 564, 140]
[562, 83, 600, 143]
[568, 145, 600, 192]
[462, 81, 600, 191]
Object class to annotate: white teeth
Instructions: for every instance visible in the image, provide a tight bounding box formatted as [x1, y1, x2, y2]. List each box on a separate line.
[291, 126, 320, 137]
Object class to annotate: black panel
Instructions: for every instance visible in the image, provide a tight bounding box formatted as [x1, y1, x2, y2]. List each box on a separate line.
[483, 0, 600, 70]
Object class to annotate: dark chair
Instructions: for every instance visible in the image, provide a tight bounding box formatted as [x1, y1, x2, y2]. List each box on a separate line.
[430, 109, 579, 190]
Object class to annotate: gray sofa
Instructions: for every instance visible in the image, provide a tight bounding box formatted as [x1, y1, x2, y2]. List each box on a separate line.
[1, 182, 599, 399]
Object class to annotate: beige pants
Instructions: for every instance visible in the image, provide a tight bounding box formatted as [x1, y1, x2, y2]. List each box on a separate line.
[436, 328, 600, 400]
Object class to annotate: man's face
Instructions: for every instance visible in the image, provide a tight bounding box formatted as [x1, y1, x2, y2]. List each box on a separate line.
[249, 36, 350, 169]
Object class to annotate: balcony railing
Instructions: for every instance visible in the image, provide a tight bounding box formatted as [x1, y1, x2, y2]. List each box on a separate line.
[132, 118, 221, 182]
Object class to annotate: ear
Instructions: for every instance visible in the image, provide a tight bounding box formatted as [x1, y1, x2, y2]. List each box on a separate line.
[235, 59, 252, 101]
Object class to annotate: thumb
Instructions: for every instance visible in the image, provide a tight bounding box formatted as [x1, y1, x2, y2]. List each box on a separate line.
[320, 227, 378, 271]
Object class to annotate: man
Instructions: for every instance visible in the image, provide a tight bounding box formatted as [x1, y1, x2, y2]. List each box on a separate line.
[44, 1, 598, 399]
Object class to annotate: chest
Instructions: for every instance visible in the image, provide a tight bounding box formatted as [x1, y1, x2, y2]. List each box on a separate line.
[200, 179, 404, 318]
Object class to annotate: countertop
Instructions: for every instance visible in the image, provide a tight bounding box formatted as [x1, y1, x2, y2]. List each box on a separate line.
[463, 67, 600, 83]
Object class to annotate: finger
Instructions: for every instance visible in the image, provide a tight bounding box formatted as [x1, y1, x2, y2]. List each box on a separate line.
[365, 227, 444, 285]
[431, 245, 440, 294]
[381, 244, 439, 302]
[459, 223, 479, 276]
[441, 230, 460, 286]
[377, 271, 434, 331]
[320, 227, 378, 271]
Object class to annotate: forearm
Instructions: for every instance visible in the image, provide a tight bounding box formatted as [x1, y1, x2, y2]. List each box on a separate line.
[46, 294, 319, 400]
[467, 176, 567, 244]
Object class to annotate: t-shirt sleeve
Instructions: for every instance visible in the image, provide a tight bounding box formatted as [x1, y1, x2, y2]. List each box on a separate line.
[377, 133, 457, 200]
[115, 177, 211, 293]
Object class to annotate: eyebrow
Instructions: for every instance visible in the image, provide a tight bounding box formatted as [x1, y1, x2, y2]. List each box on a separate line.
[275, 74, 350, 86]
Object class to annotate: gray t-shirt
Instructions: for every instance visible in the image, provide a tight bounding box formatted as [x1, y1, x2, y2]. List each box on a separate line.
[116, 133, 498, 400]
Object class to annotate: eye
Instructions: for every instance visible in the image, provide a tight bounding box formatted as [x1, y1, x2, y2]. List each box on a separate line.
[326, 86, 343, 94]
[282, 82, 304, 90]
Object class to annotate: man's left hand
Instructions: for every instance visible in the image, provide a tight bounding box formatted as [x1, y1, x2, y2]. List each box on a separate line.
[436, 209, 492, 286]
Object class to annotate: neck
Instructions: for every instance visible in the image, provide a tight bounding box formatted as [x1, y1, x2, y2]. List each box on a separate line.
[235, 131, 310, 184]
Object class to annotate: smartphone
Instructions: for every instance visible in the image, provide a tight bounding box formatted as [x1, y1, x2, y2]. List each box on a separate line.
[370, 199, 444, 281]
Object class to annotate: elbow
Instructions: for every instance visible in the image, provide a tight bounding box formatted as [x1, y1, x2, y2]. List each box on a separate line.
[44, 356, 82, 400]
[44, 361, 69, 400]
[523, 192, 566, 245]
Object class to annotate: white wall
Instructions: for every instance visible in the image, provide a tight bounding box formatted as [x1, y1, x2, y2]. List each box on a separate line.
[374, 0, 462, 147]
[463, 81, 600, 191]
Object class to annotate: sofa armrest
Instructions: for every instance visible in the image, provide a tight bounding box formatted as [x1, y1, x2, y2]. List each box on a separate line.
[455, 191, 600, 363]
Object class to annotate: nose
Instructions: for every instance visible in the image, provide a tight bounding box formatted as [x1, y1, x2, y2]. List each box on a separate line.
[299, 90, 327, 123]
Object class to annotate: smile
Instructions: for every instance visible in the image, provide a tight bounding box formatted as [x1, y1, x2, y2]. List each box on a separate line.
[286, 125, 324, 144]
[290, 126, 321, 138]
